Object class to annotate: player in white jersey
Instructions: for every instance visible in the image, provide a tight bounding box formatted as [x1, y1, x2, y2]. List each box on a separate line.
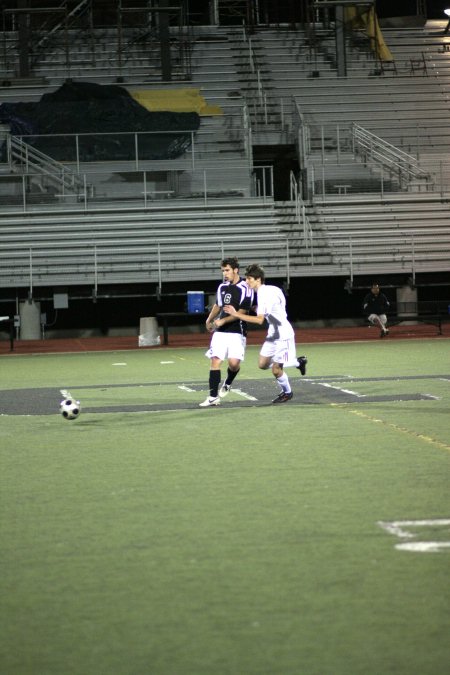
[224, 263, 307, 403]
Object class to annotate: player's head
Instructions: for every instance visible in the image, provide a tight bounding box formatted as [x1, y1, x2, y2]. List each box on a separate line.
[371, 282, 380, 295]
[221, 256, 239, 270]
[244, 263, 265, 287]
[221, 257, 240, 283]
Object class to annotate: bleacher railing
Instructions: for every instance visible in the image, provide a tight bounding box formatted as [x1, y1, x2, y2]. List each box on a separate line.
[0, 165, 275, 213]
[0, 235, 290, 292]
[351, 124, 433, 191]
[289, 171, 313, 258]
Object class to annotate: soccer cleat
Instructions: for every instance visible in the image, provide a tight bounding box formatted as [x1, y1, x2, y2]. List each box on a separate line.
[199, 396, 220, 407]
[272, 391, 293, 404]
[296, 356, 308, 376]
[219, 383, 231, 398]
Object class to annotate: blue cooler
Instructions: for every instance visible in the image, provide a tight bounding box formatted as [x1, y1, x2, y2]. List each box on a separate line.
[187, 291, 205, 314]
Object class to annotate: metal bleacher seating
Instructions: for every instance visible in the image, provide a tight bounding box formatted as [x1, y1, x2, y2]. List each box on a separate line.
[1, 15, 450, 294]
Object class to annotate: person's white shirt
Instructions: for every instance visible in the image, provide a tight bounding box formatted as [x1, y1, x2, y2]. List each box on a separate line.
[256, 284, 294, 340]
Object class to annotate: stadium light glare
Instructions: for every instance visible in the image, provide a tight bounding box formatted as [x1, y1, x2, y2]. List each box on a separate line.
[444, 9, 450, 34]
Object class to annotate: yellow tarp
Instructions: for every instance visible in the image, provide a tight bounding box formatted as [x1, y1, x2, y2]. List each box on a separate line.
[130, 88, 223, 116]
[345, 6, 394, 62]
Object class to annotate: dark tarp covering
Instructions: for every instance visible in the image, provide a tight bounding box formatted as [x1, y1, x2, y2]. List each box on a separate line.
[0, 81, 200, 161]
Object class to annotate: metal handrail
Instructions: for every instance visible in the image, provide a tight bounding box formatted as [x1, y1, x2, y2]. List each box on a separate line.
[352, 123, 432, 187]
[8, 135, 88, 197]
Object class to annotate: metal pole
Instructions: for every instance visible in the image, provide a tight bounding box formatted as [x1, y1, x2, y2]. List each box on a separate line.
[75, 134, 80, 172]
[83, 174, 87, 211]
[157, 243, 162, 295]
[285, 237, 290, 288]
[135, 133, 139, 170]
[94, 244, 98, 298]
[29, 248, 33, 299]
[22, 174, 26, 212]
[349, 237, 353, 285]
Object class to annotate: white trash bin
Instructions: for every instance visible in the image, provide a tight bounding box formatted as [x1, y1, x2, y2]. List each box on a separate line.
[138, 316, 160, 346]
[19, 300, 41, 339]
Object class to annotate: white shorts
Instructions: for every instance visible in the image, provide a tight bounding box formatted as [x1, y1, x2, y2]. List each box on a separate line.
[205, 331, 247, 361]
[260, 336, 298, 367]
[368, 313, 387, 326]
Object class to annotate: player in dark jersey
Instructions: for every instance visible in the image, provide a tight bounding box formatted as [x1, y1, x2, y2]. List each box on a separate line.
[199, 257, 254, 407]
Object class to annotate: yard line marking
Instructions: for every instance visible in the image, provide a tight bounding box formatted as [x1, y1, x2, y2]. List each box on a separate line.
[59, 389, 72, 398]
[160, 361, 175, 364]
[178, 385, 196, 392]
[233, 388, 258, 401]
[396, 542, 450, 552]
[112, 362, 127, 366]
[378, 519, 450, 538]
[334, 407, 450, 453]
[319, 382, 365, 397]
[378, 519, 450, 553]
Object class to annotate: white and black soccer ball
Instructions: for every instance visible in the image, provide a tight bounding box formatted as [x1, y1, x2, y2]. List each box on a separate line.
[60, 398, 81, 420]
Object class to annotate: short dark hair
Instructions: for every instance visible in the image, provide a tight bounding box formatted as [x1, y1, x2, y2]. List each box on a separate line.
[245, 263, 265, 283]
[221, 257, 239, 269]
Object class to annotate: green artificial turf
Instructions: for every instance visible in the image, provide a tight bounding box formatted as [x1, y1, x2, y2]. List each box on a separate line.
[1, 339, 449, 675]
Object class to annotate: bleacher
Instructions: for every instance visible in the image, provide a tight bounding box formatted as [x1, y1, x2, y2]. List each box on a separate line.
[0, 200, 288, 287]
[1, 13, 450, 294]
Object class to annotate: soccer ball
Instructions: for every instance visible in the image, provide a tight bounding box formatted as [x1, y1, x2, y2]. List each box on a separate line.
[60, 398, 81, 420]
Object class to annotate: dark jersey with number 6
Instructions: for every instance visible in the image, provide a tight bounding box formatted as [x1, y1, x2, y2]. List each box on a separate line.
[216, 279, 254, 336]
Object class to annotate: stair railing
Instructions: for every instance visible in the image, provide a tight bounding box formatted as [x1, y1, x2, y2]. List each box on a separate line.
[352, 123, 433, 191]
[7, 134, 89, 199]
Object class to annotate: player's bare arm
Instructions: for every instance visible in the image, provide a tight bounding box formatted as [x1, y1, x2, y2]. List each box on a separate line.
[224, 305, 265, 325]
[205, 304, 221, 331]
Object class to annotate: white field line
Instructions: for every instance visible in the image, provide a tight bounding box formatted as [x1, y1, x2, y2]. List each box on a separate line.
[318, 382, 365, 397]
[378, 519, 450, 553]
[378, 518, 450, 538]
[233, 388, 258, 401]
[178, 385, 196, 392]
[396, 542, 450, 552]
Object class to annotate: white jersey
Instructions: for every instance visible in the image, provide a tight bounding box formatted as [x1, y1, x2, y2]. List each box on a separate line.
[256, 284, 294, 340]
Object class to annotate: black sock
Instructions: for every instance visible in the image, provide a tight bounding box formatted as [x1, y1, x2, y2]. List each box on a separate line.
[226, 367, 240, 386]
[209, 370, 221, 397]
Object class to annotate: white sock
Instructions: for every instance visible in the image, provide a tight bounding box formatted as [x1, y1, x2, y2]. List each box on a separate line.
[276, 373, 291, 393]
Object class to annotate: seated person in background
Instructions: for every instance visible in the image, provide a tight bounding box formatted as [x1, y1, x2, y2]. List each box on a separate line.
[363, 282, 390, 338]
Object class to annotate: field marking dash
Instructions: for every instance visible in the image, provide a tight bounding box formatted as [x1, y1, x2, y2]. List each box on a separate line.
[178, 385, 196, 393]
[396, 542, 450, 552]
[378, 519, 450, 553]
[233, 388, 258, 401]
[378, 518, 450, 539]
[319, 382, 365, 397]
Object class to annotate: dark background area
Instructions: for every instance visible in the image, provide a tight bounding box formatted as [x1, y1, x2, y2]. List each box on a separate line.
[1, 272, 449, 335]
[376, 0, 448, 19]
